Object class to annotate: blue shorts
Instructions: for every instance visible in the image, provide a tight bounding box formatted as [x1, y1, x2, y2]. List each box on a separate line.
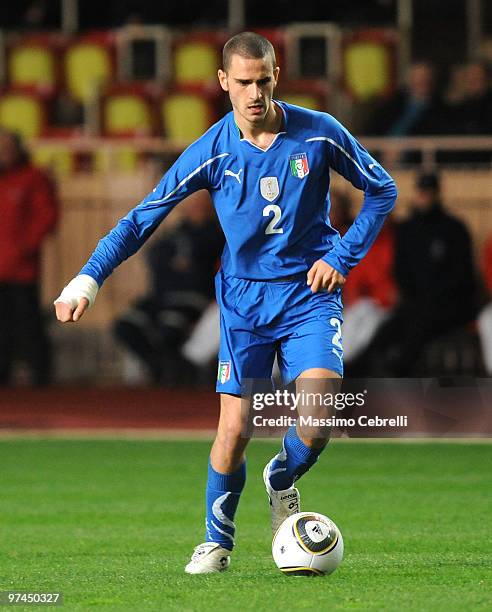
[215, 270, 344, 395]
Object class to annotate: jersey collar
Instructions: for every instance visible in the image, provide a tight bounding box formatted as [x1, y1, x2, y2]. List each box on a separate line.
[233, 101, 287, 152]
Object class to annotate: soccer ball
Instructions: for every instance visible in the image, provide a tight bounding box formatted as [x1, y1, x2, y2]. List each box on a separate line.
[272, 512, 343, 576]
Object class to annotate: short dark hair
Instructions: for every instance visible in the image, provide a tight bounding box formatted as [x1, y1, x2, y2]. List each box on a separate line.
[222, 31, 276, 71]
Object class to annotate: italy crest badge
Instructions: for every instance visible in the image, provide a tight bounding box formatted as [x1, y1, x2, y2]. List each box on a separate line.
[289, 153, 309, 179]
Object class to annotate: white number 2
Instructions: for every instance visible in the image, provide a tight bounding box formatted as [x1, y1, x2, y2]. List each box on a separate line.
[263, 204, 284, 234]
[330, 317, 343, 351]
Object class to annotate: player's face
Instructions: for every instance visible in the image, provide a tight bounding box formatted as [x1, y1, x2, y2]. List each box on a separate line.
[218, 54, 279, 127]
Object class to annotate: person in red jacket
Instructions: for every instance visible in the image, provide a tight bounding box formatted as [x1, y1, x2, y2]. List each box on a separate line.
[0, 129, 58, 385]
[478, 235, 492, 374]
[343, 221, 397, 365]
[328, 189, 397, 366]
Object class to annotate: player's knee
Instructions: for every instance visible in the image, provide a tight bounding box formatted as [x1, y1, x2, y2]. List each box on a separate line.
[222, 421, 245, 446]
[216, 419, 247, 455]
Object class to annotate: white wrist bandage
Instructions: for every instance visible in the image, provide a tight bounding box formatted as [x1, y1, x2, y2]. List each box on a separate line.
[54, 274, 99, 309]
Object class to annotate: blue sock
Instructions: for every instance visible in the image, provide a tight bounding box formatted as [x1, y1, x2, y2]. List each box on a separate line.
[268, 425, 326, 491]
[205, 460, 246, 551]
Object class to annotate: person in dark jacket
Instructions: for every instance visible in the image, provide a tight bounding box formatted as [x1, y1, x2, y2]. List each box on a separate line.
[0, 129, 58, 386]
[348, 172, 478, 377]
[441, 61, 492, 164]
[368, 62, 444, 137]
[450, 61, 492, 136]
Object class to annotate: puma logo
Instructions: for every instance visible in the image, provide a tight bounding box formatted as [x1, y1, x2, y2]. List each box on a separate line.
[224, 168, 243, 184]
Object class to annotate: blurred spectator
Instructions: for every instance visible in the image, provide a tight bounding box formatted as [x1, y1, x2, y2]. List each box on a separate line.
[19, 1, 59, 31]
[328, 188, 353, 236]
[348, 172, 478, 377]
[114, 190, 224, 385]
[448, 61, 492, 135]
[439, 61, 492, 164]
[181, 300, 220, 380]
[367, 62, 444, 136]
[477, 234, 492, 375]
[343, 221, 397, 365]
[328, 189, 397, 364]
[443, 63, 468, 107]
[22, 1, 48, 29]
[0, 129, 58, 386]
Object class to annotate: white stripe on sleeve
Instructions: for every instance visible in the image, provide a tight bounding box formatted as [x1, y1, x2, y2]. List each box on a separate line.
[145, 153, 230, 205]
[306, 137, 371, 179]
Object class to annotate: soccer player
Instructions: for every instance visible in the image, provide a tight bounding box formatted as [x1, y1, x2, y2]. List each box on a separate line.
[54, 32, 397, 573]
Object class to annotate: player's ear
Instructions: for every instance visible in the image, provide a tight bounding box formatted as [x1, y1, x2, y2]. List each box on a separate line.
[218, 69, 229, 92]
[273, 66, 280, 88]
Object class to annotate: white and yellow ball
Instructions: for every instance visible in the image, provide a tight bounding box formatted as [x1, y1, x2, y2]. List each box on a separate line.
[272, 512, 343, 576]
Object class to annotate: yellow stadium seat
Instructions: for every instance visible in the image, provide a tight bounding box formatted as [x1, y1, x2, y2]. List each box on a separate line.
[279, 80, 328, 112]
[104, 94, 153, 136]
[281, 94, 321, 111]
[65, 42, 112, 103]
[345, 43, 391, 100]
[9, 45, 55, 90]
[93, 147, 139, 173]
[161, 92, 212, 141]
[174, 39, 220, 85]
[32, 145, 74, 176]
[342, 31, 396, 101]
[0, 92, 44, 138]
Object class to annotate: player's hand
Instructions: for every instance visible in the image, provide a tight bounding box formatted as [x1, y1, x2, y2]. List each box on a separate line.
[54, 298, 89, 323]
[307, 260, 346, 293]
[54, 275, 98, 322]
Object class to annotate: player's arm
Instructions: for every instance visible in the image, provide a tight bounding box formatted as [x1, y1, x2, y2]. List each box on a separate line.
[308, 115, 397, 292]
[55, 145, 225, 322]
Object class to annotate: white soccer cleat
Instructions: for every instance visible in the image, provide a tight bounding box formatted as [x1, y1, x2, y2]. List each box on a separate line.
[184, 542, 231, 574]
[263, 460, 301, 535]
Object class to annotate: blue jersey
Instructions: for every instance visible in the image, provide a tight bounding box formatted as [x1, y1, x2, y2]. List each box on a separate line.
[80, 101, 397, 285]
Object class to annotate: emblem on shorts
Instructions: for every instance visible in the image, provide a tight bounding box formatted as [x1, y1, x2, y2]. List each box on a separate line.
[290, 153, 309, 179]
[260, 176, 279, 202]
[217, 360, 231, 384]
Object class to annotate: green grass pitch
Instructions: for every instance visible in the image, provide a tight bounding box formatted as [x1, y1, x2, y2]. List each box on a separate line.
[0, 438, 490, 610]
